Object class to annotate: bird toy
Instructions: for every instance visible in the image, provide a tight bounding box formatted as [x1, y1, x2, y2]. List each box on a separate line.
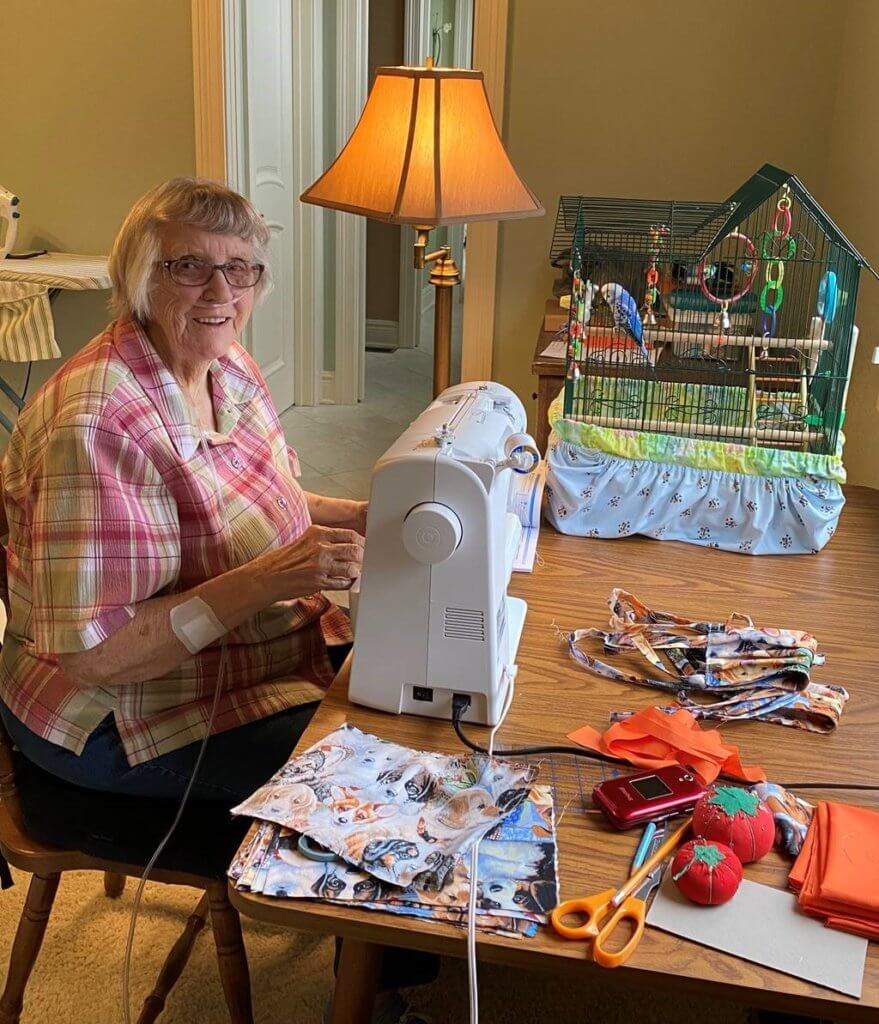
[759, 184, 796, 355]
[697, 231, 758, 337]
[566, 269, 597, 381]
[642, 224, 669, 327]
[817, 269, 838, 342]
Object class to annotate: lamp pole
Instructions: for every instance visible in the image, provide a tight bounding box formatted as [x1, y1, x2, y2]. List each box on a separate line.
[414, 227, 461, 396]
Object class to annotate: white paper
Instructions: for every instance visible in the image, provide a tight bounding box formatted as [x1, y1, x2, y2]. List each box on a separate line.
[647, 866, 867, 998]
[540, 338, 567, 360]
[508, 462, 546, 572]
[513, 525, 540, 573]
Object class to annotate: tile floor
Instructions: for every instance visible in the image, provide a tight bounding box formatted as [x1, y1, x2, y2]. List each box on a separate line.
[281, 342, 434, 500]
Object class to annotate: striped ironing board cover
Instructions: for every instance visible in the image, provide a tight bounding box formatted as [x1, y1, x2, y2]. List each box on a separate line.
[0, 253, 109, 362]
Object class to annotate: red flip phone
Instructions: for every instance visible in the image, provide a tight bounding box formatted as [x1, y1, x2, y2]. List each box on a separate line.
[592, 764, 707, 829]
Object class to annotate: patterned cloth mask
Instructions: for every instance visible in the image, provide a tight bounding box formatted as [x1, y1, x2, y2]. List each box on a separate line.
[568, 590, 847, 732]
[751, 782, 814, 857]
[232, 724, 537, 888]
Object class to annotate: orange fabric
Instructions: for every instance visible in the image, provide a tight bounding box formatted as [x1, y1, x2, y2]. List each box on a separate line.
[567, 707, 766, 785]
[789, 800, 879, 941]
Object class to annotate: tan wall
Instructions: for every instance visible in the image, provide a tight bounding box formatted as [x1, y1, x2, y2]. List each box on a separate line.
[493, 0, 879, 483]
[366, 0, 404, 324]
[1, 0, 195, 403]
[823, 0, 879, 490]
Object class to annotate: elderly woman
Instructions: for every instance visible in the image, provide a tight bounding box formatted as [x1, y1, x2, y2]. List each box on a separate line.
[0, 178, 366, 803]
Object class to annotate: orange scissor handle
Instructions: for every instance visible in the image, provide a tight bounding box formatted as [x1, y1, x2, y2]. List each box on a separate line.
[550, 888, 616, 940]
[591, 895, 647, 969]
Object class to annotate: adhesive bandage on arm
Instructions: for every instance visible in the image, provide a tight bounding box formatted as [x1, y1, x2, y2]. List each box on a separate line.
[169, 596, 227, 654]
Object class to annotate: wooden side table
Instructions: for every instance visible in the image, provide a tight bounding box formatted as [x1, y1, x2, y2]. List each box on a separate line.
[530, 324, 565, 454]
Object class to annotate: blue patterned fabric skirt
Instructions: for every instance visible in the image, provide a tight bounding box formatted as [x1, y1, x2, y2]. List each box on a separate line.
[545, 434, 844, 555]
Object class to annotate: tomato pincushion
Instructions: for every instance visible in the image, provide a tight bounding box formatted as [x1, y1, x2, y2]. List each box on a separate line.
[672, 838, 743, 906]
[692, 785, 774, 863]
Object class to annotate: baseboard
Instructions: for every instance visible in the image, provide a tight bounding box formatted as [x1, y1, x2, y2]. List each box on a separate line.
[366, 319, 399, 351]
[321, 370, 335, 404]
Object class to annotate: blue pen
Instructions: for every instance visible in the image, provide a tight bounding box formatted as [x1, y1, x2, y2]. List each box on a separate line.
[631, 821, 657, 873]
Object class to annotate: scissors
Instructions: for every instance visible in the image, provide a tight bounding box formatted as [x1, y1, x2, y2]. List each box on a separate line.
[550, 817, 691, 968]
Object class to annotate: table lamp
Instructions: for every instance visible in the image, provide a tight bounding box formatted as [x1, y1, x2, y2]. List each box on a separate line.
[300, 58, 543, 396]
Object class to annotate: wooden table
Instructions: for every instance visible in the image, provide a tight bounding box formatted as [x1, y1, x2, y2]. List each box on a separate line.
[231, 485, 879, 1023]
[530, 326, 565, 454]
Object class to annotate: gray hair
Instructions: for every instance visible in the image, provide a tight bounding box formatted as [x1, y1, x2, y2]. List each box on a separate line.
[108, 177, 272, 322]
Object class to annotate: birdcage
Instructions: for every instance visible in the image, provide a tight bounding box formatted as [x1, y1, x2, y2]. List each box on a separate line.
[543, 165, 876, 555]
[553, 165, 874, 453]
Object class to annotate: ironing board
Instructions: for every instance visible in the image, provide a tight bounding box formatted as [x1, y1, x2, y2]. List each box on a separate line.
[0, 253, 110, 432]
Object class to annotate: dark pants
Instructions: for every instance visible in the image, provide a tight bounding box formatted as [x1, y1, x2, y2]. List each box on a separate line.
[0, 641, 439, 992]
[0, 642, 352, 803]
[0, 699, 319, 803]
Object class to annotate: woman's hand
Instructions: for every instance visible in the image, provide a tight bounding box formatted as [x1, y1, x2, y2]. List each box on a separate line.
[305, 492, 368, 535]
[254, 524, 365, 601]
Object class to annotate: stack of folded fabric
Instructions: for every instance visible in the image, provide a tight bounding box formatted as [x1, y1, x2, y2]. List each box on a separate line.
[789, 801, 879, 940]
[229, 724, 559, 937]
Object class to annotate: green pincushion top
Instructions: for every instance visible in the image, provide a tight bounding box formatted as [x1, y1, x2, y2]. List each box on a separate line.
[708, 785, 760, 818]
[673, 840, 728, 879]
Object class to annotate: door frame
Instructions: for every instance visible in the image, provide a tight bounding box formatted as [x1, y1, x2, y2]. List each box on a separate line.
[191, 0, 507, 391]
[334, 0, 369, 404]
[396, 0, 430, 351]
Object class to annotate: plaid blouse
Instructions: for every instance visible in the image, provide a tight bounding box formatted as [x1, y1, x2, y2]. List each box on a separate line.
[0, 319, 350, 766]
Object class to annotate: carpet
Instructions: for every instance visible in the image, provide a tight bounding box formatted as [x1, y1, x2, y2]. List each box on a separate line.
[0, 865, 756, 1024]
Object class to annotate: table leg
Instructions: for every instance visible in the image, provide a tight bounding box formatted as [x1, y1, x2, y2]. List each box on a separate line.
[331, 938, 383, 1024]
[536, 374, 559, 455]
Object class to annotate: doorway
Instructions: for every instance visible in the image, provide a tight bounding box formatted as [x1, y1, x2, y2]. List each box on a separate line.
[210, 0, 496, 500]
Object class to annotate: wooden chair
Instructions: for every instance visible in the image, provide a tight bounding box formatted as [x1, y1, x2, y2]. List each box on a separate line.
[0, 487, 255, 1023]
[0, 713, 255, 1024]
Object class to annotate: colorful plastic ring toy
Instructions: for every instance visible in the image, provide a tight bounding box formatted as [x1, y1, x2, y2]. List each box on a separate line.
[765, 260, 785, 287]
[698, 231, 758, 305]
[817, 270, 838, 323]
[761, 309, 777, 338]
[646, 267, 659, 286]
[772, 206, 792, 237]
[760, 281, 784, 313]
[761, 230, 796, 261]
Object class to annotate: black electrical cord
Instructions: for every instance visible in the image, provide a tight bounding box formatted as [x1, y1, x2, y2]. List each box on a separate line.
[451, 711, 879, 794]
[21, 362, 33, 403]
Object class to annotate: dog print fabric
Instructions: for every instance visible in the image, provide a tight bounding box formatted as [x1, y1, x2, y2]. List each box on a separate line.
[230, 784, 559, 936]
[566, 590, 847, 732]
[231, 724, 537, 887]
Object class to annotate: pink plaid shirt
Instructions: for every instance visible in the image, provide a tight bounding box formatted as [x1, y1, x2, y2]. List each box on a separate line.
[0, 319, 350, 765]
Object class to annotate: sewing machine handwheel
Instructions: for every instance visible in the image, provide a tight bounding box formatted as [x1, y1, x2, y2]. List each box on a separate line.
[402, 502, 462, 564]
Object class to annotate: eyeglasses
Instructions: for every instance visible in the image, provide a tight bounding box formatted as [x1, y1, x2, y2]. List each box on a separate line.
[160, 256, 265, 289]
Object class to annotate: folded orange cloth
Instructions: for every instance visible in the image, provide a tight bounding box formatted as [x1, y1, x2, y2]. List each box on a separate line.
[567, 706, 766, 785]
[790, 801, 879, 940]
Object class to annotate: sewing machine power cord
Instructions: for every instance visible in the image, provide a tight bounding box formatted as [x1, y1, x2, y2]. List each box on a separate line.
[449, 713, 879, 793]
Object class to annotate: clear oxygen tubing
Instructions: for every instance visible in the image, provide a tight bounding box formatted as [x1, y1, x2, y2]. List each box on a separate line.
[121, 415, 235, 1024]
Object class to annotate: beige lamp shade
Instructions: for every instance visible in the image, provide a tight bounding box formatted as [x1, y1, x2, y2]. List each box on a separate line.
[300, 65, 543, 226]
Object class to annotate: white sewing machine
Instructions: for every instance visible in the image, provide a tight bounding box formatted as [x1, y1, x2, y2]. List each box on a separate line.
[349, 382, 539, 726]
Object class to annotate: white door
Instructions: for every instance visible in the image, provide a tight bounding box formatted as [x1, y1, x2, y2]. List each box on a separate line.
[230, 0, 296, 414]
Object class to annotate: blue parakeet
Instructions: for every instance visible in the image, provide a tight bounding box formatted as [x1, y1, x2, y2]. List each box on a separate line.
[599, 282, 652, 366]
